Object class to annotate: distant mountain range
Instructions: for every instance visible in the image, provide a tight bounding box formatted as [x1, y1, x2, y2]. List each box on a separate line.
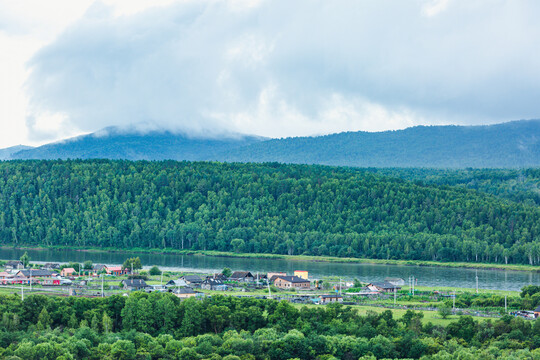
[8, 127, 264, 161]
[3, 120, 540, 168]
[0, 145, 33, 160]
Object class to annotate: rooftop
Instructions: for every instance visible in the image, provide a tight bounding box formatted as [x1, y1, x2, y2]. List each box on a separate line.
[275, 275, 310, 283]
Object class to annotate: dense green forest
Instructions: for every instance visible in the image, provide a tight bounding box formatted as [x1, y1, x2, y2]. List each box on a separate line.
[0, 293, 539, 359]
[368, 168, 540, 206]
[0, 160, 539, 265]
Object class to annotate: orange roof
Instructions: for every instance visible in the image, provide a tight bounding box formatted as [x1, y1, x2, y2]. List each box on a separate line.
[63, 268, 76, 272]
[108, 266, 123, 271]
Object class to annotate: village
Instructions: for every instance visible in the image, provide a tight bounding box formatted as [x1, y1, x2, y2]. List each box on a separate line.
[0, 258, 405, 303]
[1, 257, 539, 320]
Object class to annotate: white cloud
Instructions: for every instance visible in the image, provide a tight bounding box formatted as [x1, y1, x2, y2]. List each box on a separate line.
[422, 0, 451, 17]
[2, 0, 540, 146]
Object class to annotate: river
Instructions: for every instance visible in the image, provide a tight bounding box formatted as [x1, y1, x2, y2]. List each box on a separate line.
[1, 248, 538, 291]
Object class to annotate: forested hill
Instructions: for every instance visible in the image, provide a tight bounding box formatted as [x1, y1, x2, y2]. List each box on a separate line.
[6, 120, 540, 168]
[0, 160, 538, 265]
[221, 120, 540, 168]
[367, 168, 540, 206]
[10, 127, 264, 161]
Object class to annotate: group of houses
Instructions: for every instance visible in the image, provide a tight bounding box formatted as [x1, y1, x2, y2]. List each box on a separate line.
[1, 259, 133, 286]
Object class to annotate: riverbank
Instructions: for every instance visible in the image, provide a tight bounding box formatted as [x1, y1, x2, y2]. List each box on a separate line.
[2, 245, 538, 272]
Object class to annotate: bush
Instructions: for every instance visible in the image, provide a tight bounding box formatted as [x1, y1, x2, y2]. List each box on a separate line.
[149, 266, 162, 276]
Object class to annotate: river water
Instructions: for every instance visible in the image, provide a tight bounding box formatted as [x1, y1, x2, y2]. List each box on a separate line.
[1, 248, 538, 291]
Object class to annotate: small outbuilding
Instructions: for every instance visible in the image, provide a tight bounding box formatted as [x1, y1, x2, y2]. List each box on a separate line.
[367, 282, 401, 293]
[534, 305, 540, 319]
[319, 294, 343, 304]
[294, 270, 309, 280]
[61, 268, 77, 277]
[384, 277, 405, 286]
[181, 275, 203, 286]
[201, 278, 228, 291]
[166, 279, 188, 288]
[42, 263, 61, 270]
[107, 266, 128, 276]
[174, 287, 197, 299]
[230, 271, 254, 282]
[5, 261, 24, 271]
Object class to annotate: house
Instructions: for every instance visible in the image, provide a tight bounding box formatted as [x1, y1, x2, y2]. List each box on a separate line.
[319, 294, 343, 304]
[122, 279, 148, 290]
[201, 278, 228, 291]
[367, 282, 401, 293]
[294, 271, 309, 280]
[61, 268, 77, 277]
[273, 275, 310, 289]
[41, 263, 60, 270]
[166, 279, 188, 288]
[107, 266, 129, 276]
[384, 277, 405, 286]
[5, 261, 24, 271]
[268, 272, 287, 283]
[181, 275, 203, 286]
[210, 274, 228, 281]
[535, 305, 540, 319]
[251, 273, 267, 282]
[230, 271, 254, 282]
[147, 285, 167, 292]
[16, 269, 56, 278]
[173, 287, 197, 299]
[0, 272, 12, 279]
[93, 264, 108, 273]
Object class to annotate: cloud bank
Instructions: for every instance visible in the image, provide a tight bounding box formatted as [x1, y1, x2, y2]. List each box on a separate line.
[24, 0, 540, 140]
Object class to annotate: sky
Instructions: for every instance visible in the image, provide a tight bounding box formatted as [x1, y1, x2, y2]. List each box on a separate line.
[1, 0, 540, 148]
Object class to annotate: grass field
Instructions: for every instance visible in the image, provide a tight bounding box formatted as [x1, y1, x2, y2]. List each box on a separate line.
[291, 303, 496, 326]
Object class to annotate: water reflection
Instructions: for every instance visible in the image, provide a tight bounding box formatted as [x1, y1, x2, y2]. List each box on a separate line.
[0, 248, 538, 291]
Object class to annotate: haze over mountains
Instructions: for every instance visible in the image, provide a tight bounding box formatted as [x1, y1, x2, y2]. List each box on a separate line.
[3, 120, 540, 168]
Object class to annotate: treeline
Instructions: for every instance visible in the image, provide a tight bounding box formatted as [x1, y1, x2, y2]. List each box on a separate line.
[1, 293, 540, 359]
[0, 160, 539, 265]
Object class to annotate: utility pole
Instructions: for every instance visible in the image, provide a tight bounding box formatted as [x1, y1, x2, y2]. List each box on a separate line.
[160, 272, 163, 287]
[505, 295, 507, 313]
[339, 278, 342, 295]
[29, 268, 32, 291]
[394, 287, 397, 305]
[101, 274, 104, 298]
[475, 271, 479, 294]
[452, 290, 456, 311]
[267, 281, 272, 299]
[409, 275, 415, 296]
[21, 283, 24, 301]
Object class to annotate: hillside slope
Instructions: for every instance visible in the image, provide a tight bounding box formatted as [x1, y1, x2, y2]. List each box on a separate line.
[0, 145, 33, 160]
[0, 160, 538, 265]
[11, 127, 264, 161]
[5, 120, 540, 167]
[223, 120, 540, 168]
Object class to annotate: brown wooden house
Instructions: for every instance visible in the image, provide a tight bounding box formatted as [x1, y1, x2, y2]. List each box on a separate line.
[273, 275, 310, 289]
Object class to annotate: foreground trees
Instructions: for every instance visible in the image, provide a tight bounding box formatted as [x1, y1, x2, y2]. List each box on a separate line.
[0, 293, 538, 359]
